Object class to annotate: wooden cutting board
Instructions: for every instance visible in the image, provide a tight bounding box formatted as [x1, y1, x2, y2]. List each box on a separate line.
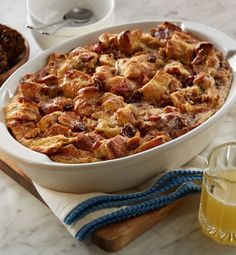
[0, 152, 184, 252]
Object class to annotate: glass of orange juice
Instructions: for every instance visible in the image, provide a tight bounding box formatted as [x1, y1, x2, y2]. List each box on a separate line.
[198, 142, 236, 245]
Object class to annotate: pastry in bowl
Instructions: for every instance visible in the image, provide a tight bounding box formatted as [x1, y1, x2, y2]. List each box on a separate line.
[5, 22, 232, 164]
[0, 24, 29, 85]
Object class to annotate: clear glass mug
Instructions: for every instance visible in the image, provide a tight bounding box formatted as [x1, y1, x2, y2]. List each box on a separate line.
[198, 142, 236, 245]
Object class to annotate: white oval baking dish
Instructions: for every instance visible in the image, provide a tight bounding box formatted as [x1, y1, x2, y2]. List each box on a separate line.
[0, 20, 236, 193]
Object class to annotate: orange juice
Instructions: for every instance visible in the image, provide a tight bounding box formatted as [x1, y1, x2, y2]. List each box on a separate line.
[198, 168, 236, 245]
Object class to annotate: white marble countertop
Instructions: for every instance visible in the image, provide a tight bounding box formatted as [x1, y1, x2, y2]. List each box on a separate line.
[1, 0, 236, 254]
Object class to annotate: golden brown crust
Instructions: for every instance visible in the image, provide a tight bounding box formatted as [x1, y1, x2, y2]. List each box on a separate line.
[5, 22, 233, 163]
[21, 135, 76, 155]
[5, 96, 40, 122]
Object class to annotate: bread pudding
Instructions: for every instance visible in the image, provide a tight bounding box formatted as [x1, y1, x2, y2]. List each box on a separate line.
[5, 22, 233, 164]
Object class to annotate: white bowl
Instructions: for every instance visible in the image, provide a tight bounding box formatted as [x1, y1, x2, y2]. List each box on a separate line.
[26, 0, 115, 49]
[0, 20, 236, 193]
[27, 7, 115, 50]
[26, 0, 115, 37]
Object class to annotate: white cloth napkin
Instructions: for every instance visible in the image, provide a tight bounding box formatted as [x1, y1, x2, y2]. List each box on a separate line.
[34, 104, 236, 240]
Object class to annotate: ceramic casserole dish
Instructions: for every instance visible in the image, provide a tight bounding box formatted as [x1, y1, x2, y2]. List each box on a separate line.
[0, 20, 236, 193]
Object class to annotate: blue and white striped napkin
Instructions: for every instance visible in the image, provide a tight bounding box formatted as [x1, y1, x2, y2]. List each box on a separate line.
[34, 157, 205, 241]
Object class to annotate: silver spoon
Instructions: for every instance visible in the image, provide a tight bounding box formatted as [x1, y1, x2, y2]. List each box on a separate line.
[26, 7, 93, 35]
